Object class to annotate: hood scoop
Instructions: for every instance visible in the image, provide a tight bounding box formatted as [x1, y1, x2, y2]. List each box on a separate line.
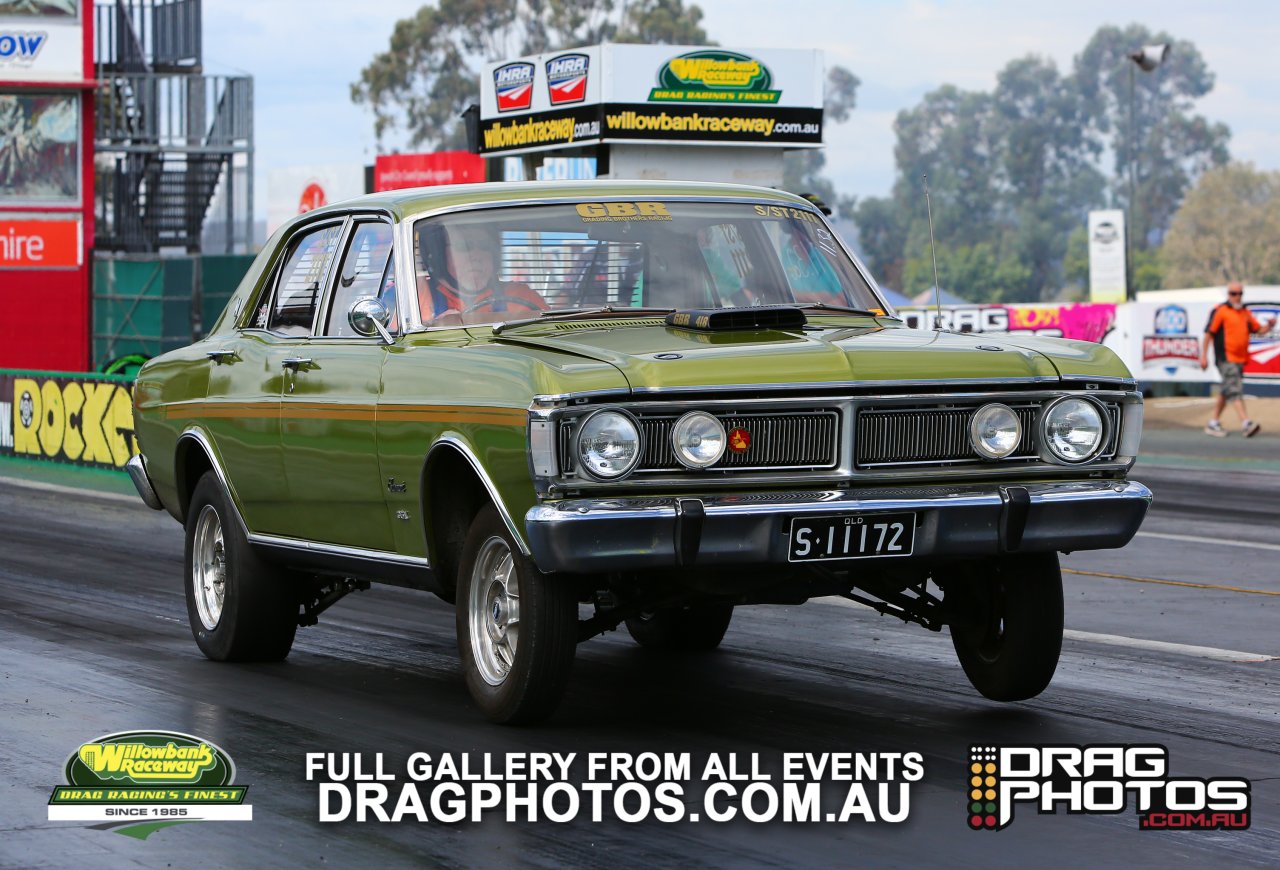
[666, 306, 808, 332]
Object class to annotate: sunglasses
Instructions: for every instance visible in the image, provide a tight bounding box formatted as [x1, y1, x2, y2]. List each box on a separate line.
[1229, 291, 1243, 297]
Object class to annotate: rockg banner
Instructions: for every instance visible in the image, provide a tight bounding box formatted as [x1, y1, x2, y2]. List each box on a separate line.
[0, 370, 137, 470]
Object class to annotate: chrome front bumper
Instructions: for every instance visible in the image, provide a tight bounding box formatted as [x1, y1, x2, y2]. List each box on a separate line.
[525, 479, 1151, 574]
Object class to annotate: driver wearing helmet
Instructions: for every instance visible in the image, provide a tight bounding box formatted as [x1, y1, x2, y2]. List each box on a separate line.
[418, 224, 545, 326]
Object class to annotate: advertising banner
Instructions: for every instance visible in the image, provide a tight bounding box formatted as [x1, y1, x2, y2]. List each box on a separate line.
[373, 151, 486, 191]
[0, 369, 136, 471]
[0, 0, 85, 83]
[896, 303, 1118, 344]
[1087, 209, 1126, 303]
[1121, 301, 1280, 383]
[0, 215, 80, 267]
[266, 164, 365, 235]
[478, 44, 823, 154]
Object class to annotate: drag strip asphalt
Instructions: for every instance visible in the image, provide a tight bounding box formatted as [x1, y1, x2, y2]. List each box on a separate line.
[0, 462, 1276, 868]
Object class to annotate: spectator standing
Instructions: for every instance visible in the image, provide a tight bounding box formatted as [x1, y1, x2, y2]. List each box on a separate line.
[1201, 282, 1275, 437]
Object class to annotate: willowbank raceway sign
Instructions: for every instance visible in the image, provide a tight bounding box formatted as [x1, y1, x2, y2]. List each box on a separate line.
[0, 369, 137, 469]
[478, 44, 824, 154]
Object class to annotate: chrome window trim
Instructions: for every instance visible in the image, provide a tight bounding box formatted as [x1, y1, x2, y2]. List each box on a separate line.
[315, 213, 399, 339]
[245, 532, 431, 568]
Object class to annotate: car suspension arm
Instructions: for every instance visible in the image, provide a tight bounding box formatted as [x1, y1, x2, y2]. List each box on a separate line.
[298, 578, 371, 627]
[840, 580, 947, 633]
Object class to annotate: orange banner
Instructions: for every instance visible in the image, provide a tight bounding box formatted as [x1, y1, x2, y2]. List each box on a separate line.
[0, 219, 82, 269]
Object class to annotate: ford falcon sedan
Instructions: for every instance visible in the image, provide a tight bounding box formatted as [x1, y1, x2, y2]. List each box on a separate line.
[128, 180, 1149, 723]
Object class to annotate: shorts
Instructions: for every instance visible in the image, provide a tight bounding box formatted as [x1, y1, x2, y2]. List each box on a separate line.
[1219, 362, 1244, 399]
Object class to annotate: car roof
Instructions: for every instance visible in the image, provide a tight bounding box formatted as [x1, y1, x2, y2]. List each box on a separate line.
[297, 179, 818, 222]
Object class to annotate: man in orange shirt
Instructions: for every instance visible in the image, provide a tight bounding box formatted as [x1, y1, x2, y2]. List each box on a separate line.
[1200, 282, 1275, 437]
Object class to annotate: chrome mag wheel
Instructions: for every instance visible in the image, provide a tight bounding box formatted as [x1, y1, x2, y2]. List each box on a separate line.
[468, 535, 521, 686]
[192, 504, 227, 631]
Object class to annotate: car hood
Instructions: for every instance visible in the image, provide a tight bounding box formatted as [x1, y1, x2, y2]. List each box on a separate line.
[491, 321, 1129, 392]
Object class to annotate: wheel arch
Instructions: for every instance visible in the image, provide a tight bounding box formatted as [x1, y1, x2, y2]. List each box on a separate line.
[420, 435, 530, 603]
[174, 428, 247, 534]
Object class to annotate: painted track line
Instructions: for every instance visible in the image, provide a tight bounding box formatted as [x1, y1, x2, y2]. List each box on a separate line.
[822, 597, 1277, 662]
[0, 475, 139, 505]
[1136, 529, 1280, 552]
[1063, 629, 1276, 663]
[1062, 567, 1280, 597]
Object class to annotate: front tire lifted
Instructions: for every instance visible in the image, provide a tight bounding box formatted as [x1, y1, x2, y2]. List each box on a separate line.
[943, 552, 1064, 702]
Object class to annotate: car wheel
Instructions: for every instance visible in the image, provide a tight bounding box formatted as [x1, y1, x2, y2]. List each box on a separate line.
[456, 504, 577, 724]
[184, 471, 298, 662]
[625, 604, 734, 651]
[947, 552, 1063, 702]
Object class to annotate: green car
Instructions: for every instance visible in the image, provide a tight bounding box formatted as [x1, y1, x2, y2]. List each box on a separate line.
[128, 180, 1149, 724]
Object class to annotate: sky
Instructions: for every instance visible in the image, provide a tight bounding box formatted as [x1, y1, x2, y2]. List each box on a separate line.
[201, 0, 1280, 220]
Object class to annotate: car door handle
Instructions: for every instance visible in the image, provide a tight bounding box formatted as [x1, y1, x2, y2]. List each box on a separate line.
[281, 357, 313, 370]
[206, 349, 237, 363]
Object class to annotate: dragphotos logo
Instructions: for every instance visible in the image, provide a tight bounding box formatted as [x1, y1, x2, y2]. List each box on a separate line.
[968, 744, 1250, 831]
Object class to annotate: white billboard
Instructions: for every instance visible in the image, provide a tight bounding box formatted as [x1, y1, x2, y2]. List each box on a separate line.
[1088, 209, 1127, 303]
[266, 164, 365, 235]
[0, 1, 85, 83]
[478, 44, 824, 154]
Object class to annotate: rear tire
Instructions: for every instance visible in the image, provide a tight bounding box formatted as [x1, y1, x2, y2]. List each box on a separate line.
[625, 604, 734, 651]
[456, 505, 577, 724]
[946, 553, 1063, 702]
[184, 471, 298, 662]
[947, 552, 1064, 701]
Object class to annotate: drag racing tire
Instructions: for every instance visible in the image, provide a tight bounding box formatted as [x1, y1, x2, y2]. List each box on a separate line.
[625, 604, 734, 651]
[947, 552, 1063, 702]
[456, 505, 577, 724]
[184, 471, 299, 662]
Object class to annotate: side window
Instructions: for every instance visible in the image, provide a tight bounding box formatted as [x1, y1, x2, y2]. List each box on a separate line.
[324, 221, 396, 336]
[695, 222, 789, 307]
[763, 221, 844, 303]
[265, 223, 344, 335]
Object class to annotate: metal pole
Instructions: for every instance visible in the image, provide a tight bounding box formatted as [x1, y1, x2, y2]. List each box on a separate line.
[1127, 62, 1135, 301]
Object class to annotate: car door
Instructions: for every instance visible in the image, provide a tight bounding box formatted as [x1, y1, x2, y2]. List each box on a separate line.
[202, 217, 346, 534]
[273, 215, 397, 552]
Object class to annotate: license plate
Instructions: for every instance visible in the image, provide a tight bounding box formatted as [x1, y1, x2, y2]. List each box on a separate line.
[788, 513, 915, 562]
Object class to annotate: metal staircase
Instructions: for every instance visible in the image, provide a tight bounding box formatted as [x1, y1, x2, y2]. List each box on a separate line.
[94, 0, 253, 253]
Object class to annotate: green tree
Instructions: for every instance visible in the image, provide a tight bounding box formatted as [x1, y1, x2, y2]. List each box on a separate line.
[1072, 23, 1230, 248]
[1162, 162, 1280, 287]
[782, 66, 861, 217]
[351, 0, 712, 149]
[853, 24, 1230, 302]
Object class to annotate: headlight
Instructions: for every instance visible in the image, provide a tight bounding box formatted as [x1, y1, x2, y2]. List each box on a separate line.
[969, 403, 1022, 460]
[576, 409, 642, 479]
[1041, 397, 1105, 463]
[671, 411, 727, 468]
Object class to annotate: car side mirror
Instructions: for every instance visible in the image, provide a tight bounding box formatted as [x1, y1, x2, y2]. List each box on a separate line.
[349, 296, 394, 344]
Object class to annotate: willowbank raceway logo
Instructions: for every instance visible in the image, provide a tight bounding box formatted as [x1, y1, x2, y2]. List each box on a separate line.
[967, 744, 1250, 831]
[48, 731, 252, 839]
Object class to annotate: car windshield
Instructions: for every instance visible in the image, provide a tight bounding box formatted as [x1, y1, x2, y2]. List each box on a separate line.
[409, 201, 883, 329]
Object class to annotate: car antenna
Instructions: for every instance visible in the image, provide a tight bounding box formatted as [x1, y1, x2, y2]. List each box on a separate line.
[923, 174, 943, 331]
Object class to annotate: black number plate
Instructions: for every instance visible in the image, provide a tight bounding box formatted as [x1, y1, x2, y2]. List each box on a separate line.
[787, 513, 915, 562]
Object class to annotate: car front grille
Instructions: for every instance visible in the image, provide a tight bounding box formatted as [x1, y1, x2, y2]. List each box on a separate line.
[854, 401, 1121, 468]
[560, 409, 839, 475]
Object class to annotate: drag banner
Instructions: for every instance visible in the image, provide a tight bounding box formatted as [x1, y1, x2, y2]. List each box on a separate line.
[0, 369, 137, 470]
[896, 303, 1118, 344]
